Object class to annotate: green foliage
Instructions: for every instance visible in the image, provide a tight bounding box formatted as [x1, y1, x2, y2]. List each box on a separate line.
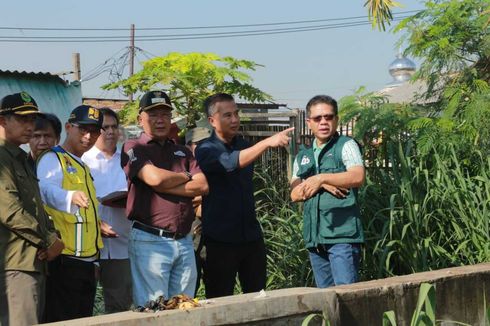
[383, 283, 436, 326]
[383, 310, 397, 326]
[302, 311, 331, 326]
[395, 0, 490, 94]
[339, 88, 421, 166]
[93, 284, 105, 315]
[364, 0, 402, 31]
[411, 283, 436, 325]
[362, 144, 490, 278]
[254, 169, 314, 290]
[394, 0, 490, 157]
[102, 52, 272, 126]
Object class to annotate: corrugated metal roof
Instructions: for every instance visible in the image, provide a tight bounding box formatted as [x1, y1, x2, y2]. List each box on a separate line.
[0, 69, 65, 83]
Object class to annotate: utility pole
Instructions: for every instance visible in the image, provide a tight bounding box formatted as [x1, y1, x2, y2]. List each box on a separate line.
[128, 24, 135, 102]
[72, 52, 81, 82]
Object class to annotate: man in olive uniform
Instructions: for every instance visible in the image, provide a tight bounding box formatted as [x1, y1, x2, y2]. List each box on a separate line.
[0, 92, 64, 326]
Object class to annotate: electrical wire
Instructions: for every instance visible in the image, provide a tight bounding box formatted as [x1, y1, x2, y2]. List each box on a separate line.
[0, 10, 419, 32]
[0, 16, 410, 43]
[0, 16, 409, 40]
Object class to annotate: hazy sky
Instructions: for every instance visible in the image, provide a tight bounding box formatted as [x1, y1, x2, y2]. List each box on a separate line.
[0, 0, 424, 108]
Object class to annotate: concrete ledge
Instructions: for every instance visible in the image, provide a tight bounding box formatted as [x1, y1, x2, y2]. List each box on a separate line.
[44, 263, 490, 326]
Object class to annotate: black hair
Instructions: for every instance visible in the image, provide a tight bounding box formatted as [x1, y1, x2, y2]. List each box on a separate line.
[203, 93, 235, 117]
[98, 107, 120, 126]
[35, 113, 62, 138]
[305, 95, 338, 117]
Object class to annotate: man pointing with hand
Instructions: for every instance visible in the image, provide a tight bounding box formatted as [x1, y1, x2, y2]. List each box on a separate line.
[38, 105, 104, 322]
[195, 93, 293, 298]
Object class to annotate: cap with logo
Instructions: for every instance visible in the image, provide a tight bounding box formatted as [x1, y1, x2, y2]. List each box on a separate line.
[185, 127, 212, 145]
[139, 90, 173, 113]
[68, 105, 103, 128]
[0, 92, 43, 116]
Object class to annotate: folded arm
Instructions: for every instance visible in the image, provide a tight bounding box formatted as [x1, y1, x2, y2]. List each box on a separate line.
[137, 163, 190, 189]
[153, 172, 209, 198]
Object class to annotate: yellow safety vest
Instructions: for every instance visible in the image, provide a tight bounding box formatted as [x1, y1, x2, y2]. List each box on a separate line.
[43, 146, 103, 257]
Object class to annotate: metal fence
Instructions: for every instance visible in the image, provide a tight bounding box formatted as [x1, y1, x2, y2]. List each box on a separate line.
[239, 109, 355, 179]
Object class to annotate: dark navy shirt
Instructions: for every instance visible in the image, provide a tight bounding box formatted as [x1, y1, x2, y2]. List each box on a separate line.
[195, 131, 262, 244]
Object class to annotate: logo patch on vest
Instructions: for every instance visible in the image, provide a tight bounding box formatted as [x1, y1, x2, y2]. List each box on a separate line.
[174, 150, 186, 157]
[62, 155, 77, 174]
[300, 155, 310, 165]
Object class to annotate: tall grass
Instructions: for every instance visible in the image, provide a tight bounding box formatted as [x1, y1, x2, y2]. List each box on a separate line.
[254, 170, 315, 289]
[255, 142, 489, 287]
[362, 144, 490, 278]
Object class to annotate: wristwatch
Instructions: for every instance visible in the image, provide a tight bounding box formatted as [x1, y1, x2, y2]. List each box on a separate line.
[184, 171, 193, 181]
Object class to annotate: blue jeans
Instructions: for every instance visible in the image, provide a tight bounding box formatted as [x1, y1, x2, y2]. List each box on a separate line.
[129, 228, 197, 306]
[308, 243, 360, 288]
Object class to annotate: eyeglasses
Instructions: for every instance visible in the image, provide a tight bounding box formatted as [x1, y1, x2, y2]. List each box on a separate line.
[71, 123, 102, 135]
[308, 114, 336, 123]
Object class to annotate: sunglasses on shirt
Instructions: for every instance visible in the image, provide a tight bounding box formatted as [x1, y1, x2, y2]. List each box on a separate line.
[308, 114, 337, 123]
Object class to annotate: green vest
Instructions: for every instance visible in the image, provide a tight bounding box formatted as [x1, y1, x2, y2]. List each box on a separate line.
[296, 134, 364, 248]
[42, 146, 103, 258]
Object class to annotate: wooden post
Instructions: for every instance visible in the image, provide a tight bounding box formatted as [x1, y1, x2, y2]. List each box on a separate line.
[287, 109, 298, 179]
[72, 53, 81, 82]
[128, 24, 135, 102]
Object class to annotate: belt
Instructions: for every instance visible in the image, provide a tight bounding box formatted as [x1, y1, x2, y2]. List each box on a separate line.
[132, 221, 187, 240]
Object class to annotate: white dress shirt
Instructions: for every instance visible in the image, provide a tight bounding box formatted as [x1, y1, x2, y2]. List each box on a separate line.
[82, 146, 131, 260]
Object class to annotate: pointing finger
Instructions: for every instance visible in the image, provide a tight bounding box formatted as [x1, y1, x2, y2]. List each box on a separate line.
[282, 127, 295, 134]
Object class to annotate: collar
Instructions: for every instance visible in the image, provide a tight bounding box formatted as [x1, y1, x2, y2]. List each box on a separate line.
[313, 139, 327, 153]
[313, 132, 340, 152]
[0, 138, 27, 159]
[139, 132, 174, 147]
[91, 144, 121, 159]
[210, 130, 238, 147]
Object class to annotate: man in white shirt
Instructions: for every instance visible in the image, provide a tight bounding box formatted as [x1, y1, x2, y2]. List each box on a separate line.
[82, 108, 132, 313]
[37, 105, 106, 322]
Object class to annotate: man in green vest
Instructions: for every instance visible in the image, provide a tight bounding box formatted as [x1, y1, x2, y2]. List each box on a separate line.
[290, 95, 365, 288]
[37, 105, 106, 322]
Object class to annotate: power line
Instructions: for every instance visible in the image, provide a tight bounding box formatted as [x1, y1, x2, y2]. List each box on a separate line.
[0, 16, 410, 43]
[0, 10, 419, 32]
[81, 47, 129, 82]
[0, 16, 409, 40]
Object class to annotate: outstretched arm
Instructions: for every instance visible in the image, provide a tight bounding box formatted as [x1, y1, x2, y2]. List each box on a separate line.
[238, 127, 294, 168]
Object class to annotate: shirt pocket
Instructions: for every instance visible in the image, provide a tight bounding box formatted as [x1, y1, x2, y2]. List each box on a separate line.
[14, 167, 37, 197]
[318, 207, 359, 238]
[318, 156, 339, 172]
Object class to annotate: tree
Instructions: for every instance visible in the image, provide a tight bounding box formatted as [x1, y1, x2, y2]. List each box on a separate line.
[394, 0, 490, 157]
[102, 52, 272, 126]
[365, 0, 402, 31]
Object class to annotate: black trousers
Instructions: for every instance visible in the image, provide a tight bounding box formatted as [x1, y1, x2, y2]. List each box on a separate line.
[45, 255, 96, 322]
[203, 238, 266, 298]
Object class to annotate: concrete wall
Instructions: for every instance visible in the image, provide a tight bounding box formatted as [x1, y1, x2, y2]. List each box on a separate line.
[44, 263, 490, 326]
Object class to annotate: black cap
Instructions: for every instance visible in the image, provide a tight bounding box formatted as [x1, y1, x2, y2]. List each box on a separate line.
[139, 90, 173, 113]
[68, 105, 103, 128]
[0, 92, 42, 116]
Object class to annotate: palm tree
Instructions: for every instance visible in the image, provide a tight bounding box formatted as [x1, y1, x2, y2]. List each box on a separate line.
[365, 0, 401, 30]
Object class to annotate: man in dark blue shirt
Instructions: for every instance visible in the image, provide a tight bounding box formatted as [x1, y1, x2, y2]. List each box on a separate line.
[195, 93, 293, 298]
